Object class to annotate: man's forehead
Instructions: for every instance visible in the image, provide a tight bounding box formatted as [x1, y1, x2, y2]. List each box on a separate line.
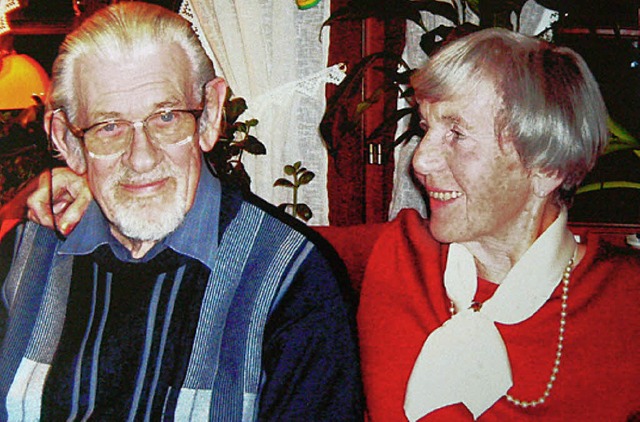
[74, 45, 193, 121]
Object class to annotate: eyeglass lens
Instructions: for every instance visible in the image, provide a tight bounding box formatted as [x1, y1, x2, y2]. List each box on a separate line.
[84, 110, 197, 157]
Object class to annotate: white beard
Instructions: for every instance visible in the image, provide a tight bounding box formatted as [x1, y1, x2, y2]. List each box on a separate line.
[112, 193, 186, 241]
[102, 164, 188, 242]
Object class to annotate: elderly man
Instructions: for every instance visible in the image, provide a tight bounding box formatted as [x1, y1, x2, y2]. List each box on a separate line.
[0, 2, 362, 421]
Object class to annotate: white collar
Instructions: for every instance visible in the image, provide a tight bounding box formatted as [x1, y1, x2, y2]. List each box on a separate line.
[404, 209, 576, 420]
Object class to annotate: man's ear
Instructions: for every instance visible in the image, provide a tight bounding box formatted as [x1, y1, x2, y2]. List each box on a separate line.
[531, 168, 563, 198]
[198, 77, 228, 153]
[46, 110, 87, 175]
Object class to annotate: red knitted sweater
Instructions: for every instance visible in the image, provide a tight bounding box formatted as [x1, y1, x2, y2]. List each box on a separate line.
[357, 209, 640, 421]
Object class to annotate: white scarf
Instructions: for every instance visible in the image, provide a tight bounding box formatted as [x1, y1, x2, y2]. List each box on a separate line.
[404, 209, 576, 420]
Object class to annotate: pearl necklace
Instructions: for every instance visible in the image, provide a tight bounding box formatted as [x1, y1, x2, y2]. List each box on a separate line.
[505, 257, 573, 407]
[450, 257, 574, 408]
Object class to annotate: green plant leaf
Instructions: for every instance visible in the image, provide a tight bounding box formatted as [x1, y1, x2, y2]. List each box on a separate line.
[295, 203, 313, 221]
[576, 180, 640, 194]
[236, 122, 248, 133]
[298, 171, 315, 185]
[355, 87, 386, 118]
[242, 135, 267, 155]
[396, 69, 415, 87]
[284, 165, 296, 175]
[323, 0, 418, 25]
[367, 107, 417, 143]
[420, 25, 454, 55]
[604, 118, 640, 155]
[412, 0, 459, 25]
[420, 23, 479, 55]
[605, 124, 640, 155]
[321, 0, 459, 32]
[293, 161, 302, 170]
[320, 51, 404, 156]
[226, 97, 248, 124]
[355, 101, 374, 116]
[274, 178, 294, 188]
[604, 138, 640, 155]
[228, 144, 241, 156]
[466, 0, 481, 16]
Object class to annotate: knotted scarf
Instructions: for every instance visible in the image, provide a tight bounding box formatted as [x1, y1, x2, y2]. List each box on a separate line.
[404, 210, 576, 420]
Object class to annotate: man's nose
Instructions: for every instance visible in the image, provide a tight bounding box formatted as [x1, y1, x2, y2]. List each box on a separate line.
[121, 122, 162, 173]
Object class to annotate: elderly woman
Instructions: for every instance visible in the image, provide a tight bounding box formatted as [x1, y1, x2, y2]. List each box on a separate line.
[357, 28, 640, 421]
[5, 27, 639, 421]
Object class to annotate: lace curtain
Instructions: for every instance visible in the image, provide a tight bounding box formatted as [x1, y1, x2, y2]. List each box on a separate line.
[179, 0, 342, 225]
[388, 0, 558, 220]
[177, 0, 556, 224]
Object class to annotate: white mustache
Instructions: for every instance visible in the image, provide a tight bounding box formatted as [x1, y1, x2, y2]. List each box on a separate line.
[115, 163, 176, 186]
[118, 173, 172, 186]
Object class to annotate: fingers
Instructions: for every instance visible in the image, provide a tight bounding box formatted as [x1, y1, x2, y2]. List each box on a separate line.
[55, 173, 92, 236]
[26, 167, 92, 236]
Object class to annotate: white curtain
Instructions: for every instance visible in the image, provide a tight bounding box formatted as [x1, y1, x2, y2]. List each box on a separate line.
[179, 0, 343, 225]
[388, 0, 558, 220]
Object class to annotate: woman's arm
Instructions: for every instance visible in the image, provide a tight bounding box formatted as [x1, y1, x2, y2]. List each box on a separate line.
[18, 167, 91, 236]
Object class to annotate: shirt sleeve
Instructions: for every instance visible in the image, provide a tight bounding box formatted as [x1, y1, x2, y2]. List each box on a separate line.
[258, 246, 364, 421]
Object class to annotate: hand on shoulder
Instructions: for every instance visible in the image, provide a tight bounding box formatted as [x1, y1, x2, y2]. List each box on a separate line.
[26, 167, 91, 236]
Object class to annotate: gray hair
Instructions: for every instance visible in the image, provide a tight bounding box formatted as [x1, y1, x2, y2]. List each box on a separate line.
[49, 2, 215, 156]
[411, 27, 609, 205]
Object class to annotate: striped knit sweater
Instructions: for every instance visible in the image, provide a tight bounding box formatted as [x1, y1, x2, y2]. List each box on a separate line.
[0, 172, 363, 421]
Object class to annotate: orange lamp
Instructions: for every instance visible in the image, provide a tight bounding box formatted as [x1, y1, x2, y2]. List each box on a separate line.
[0, 52, 50, 110]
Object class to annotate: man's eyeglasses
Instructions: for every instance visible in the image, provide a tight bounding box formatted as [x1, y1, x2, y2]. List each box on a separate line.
[54, 108, 203, 158]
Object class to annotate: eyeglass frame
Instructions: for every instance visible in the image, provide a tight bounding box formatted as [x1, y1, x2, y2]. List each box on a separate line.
[51, 107, 204, 157]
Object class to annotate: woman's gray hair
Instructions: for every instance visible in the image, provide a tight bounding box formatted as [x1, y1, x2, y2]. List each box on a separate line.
[48, 1, 215, 157]
[411, 27, 609, 206]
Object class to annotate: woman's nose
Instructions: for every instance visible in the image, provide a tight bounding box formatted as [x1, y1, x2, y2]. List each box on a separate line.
[412, 131, 447, 176]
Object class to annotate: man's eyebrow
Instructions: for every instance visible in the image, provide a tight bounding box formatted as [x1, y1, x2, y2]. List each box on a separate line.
[87, 111, 123, 123]
[155, 100, 182, 109]
[87, 100, 184, 123]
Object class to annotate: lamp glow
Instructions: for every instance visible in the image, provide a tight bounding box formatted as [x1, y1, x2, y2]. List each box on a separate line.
[0, 53, 50, 109]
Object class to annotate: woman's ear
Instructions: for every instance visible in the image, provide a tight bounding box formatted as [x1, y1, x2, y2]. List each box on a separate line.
[46, 109, 87, 175]
[198, 77, 228, 152]
[531, 168, 563, 198]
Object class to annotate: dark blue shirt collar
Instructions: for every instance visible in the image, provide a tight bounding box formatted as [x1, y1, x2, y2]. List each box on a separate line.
[59, 161, 221, 270]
